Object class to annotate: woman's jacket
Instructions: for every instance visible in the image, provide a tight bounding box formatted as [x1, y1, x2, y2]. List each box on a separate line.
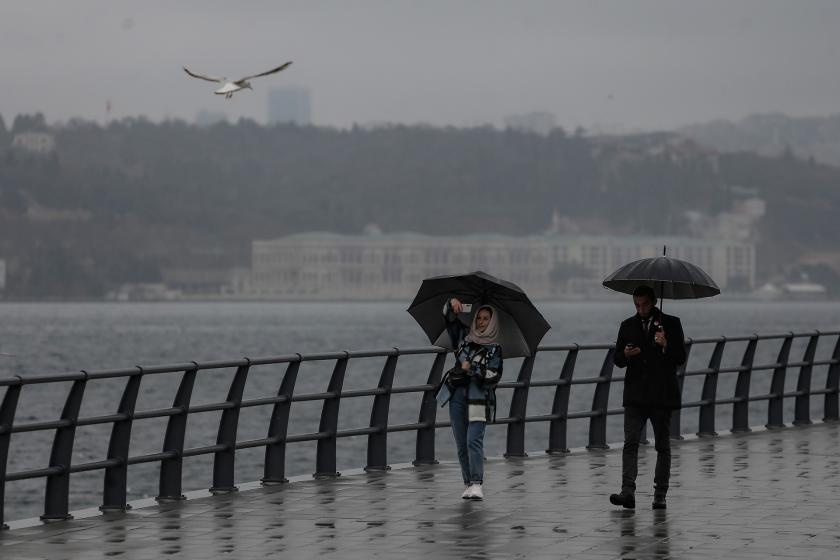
[443, 300, 503, 420]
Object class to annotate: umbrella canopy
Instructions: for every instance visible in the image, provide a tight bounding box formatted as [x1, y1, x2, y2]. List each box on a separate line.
[602, 256, 720, 300]
[407, 270, 551, 359]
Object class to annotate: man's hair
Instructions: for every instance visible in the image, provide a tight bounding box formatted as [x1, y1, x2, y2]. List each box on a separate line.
[632, 285, 657, 304]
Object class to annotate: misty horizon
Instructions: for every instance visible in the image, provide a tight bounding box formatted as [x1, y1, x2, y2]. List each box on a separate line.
[3, 1, 840, 132]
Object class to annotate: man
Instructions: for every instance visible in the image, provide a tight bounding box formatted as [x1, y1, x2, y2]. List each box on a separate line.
[609, 285, 686, 510]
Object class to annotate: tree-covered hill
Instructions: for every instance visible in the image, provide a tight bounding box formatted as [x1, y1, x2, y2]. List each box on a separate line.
[1, 115, 839, 297]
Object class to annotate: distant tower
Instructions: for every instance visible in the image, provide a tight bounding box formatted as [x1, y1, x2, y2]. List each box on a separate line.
[267, 86, 312, 125]
[545, 208, 562, 235]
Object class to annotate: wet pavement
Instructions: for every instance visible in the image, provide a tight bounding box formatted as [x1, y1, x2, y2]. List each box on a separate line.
[2, 422, 840, 559]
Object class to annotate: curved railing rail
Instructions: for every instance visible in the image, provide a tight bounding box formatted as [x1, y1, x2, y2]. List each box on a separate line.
[1, 330, 839, 528]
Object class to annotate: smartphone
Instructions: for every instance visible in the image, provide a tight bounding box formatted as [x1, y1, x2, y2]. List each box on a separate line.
[461, 303, 473, 313]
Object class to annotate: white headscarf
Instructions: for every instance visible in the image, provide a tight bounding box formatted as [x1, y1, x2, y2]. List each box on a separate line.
[466, 305, 499, 345]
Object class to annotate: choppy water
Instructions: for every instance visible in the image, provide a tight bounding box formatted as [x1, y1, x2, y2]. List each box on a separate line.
[1, 299, 839, 521]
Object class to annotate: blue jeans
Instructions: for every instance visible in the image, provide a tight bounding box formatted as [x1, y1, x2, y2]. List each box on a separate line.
[449, 385, 486, 485]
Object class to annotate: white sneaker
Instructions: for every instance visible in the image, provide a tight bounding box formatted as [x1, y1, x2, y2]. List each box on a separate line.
[461, 485, 471, 499]
[468, 484, 484, 500]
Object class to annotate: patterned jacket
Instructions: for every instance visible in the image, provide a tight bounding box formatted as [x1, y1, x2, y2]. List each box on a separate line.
[443, 300, 504, 415]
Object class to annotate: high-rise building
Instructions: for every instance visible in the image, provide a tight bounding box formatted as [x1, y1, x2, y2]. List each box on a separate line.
[267, 86, 311, 125]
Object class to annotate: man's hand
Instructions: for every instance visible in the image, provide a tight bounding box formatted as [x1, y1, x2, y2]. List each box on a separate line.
[654, 328, 667, 349]
[624, 344, 641, 358]
[450, 297, 463, 314]
[461, 361, 471, 371]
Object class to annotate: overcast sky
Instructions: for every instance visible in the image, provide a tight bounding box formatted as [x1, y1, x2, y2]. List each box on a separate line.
[2, 0, 839, 131]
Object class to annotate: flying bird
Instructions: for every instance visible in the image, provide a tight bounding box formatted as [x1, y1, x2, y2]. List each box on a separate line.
[183, 61, 293, 99]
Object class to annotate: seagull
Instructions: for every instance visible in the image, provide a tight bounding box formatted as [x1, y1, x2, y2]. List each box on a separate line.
[183, 61, 293, 99]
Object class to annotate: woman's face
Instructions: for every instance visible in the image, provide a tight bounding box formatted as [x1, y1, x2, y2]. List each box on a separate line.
[476, 309, 492, 331]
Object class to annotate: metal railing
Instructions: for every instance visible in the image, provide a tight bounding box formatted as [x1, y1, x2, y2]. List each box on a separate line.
[1, 330, 838, 528]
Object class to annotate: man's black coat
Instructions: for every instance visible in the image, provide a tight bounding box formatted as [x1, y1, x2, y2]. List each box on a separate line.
[613, 309, 687, 409]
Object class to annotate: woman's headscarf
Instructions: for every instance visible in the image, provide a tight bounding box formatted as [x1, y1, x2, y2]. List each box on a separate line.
[466, 305, 499, 345]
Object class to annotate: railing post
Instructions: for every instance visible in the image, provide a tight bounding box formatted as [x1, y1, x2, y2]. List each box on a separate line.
[211, 361, 250, 493]
[732, 336, 758, 433]
[101, 368, 143, 511]
[0, 379, 22, 529]
[697, 339, 725, 437]
[587, 347, 615, 450]
[546, 346, 577, 454]
[157, 364, 198, 501]
[42, 374, 88, 521]
[262, 359, 301, 484]
[314, 354, 349, 478]
[505, 354, 536, 458]
[365, 350, 399, 471]
[767, 334, 793, 429]
[413, 352, 446, 466]
[670, 340, 692, 440]
[824, 334, 840, 421]
[793, 333, 819, 426]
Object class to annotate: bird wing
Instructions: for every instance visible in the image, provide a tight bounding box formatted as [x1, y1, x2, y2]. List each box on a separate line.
[237, 61, 292, 82]
[183, 67, 225, 83]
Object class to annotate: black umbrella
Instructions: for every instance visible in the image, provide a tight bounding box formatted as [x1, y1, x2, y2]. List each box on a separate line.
[407, 270, 551, 359]
[602, 250, 720, 307]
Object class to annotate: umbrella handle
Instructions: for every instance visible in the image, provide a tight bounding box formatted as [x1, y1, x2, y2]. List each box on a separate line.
[660, 280, 665, 313]
[661, 246, 666, 310]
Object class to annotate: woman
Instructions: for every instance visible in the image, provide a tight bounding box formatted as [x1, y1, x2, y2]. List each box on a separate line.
[442, 297, 503, 501]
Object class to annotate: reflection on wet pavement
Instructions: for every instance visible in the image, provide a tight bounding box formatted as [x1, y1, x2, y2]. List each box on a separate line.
[1, 422, 839, 558]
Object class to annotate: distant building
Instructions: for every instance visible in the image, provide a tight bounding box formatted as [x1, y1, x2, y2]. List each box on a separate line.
[161, 267, 240, 296]
[106, 283, 180, 302]
[685, 197, 766, 242]
[267, 87, 311, 125]
[782, 281, 828, 300]
[246, 232, 754, 300]
[11, 132, 55, 154]
[504, 112, 556, 136]
[714, 198, 766, 241]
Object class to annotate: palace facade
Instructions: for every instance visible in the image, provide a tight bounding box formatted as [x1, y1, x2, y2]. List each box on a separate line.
[246, 232, 753, 300]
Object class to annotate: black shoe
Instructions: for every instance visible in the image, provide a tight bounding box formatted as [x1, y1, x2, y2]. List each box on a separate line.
[609, 492, 635, 509]
[652, 495, 667, 509]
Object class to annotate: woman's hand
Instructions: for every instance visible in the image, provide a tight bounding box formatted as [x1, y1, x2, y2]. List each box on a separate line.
[450, 298, 463, 314]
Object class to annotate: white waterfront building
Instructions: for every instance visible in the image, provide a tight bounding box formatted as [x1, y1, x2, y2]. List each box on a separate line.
[11, 132, 56, 154]
[246, 231, 754, 300]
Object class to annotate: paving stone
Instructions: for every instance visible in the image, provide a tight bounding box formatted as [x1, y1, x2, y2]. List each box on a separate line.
[2, 423, 840, 558]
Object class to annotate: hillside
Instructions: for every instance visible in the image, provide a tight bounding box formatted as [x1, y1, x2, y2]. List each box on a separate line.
[1, 116, 839, 297]
[680, 113, 840, 167]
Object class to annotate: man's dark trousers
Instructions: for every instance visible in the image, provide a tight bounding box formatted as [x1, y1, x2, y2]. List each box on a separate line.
[621, 406, 672, 495]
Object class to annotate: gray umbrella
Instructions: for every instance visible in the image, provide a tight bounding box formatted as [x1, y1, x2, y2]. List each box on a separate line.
[407, 270, 551, 359]
[602, 255, 720, 304]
